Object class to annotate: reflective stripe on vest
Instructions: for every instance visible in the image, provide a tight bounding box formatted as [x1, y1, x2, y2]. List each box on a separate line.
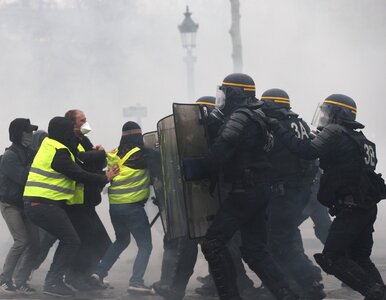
[107, 147, 150, 204]
[24, 137, 76, 201]
[67, 143, 86, 205]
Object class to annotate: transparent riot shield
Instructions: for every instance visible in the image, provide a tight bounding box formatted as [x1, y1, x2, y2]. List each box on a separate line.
[157, 115, 188, 239]
[173, 103, 221, 239]
[143, 131, 167, 234]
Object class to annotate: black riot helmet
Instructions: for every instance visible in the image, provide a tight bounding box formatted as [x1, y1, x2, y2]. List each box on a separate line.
[196, 96, 216, 107]
[312, 94, 364, 130]
[196, 96, 216, 114]
[260, 88, 297, 118]
[215, 73, 262, 115]
[261, 88, 291, 109]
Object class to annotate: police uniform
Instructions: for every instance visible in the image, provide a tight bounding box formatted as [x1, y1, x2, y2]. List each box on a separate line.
[154, 97, 257, 300]
[201, 74, 298, 300]
[261, 89, 325, 299]
[270, 94, 386, 300]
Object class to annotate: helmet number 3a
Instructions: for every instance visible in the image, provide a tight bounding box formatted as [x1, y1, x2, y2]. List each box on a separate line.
[291, 122, 309, 140]
[364, 144, 376, 167]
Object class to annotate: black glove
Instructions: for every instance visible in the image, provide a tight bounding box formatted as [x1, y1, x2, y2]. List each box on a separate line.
[182, 156, 209, 181]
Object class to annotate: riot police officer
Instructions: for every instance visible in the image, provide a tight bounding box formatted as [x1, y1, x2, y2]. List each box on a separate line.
[261, 88, 325, 299]
[154, 96, 257, 300]
[200, 73, 299, 300]
[266, 94, 386, 300]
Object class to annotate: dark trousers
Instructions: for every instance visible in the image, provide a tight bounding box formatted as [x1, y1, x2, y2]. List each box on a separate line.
[300, 180, 332, 244]
[33, 228, 57, 271]
[321, 205, 383, 295]
[0, 202, 40, 286]
[268, 184, 322, 288]
[24, 203, 80, 285]
[202, 183, 290, 300]
[158, 236, 199, 297]
[158, 233, 254, 298]
[66, 205, 111, 278]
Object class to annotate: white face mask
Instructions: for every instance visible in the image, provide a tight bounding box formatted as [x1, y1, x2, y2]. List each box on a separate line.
[80, 122, 92, 135]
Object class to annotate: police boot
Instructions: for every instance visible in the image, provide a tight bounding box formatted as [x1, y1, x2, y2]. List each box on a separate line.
[314, 253, 375, 296]
[364, 284, 386, 300]
[273, 287, 299, 300]
[241, 252, 299, 300]
[302, 281, 326, 300]
[202, 238, 242, 300]
[195, 279, 217, 297]
[152, 281, 184, 300]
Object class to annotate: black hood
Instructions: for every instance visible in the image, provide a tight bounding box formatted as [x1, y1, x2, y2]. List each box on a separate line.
[9, 118, 38, 145]
[48, 117, 78, 154]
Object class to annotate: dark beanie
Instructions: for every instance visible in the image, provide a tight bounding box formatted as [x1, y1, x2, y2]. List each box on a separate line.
[9, 118, 38, 144]
[48, 117, 77, 153]
[119, 121, 143, 149]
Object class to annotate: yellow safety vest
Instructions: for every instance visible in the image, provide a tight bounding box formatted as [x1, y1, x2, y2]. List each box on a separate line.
[24, 137, 76, 202]
[107, 147, 150, 204]
[67, 143, 86, 205]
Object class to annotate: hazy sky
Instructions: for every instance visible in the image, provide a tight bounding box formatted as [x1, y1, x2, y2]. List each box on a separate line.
[0, 0, 385, 237]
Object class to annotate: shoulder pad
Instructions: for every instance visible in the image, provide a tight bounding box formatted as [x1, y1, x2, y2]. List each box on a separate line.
[323, 123, 345, 135]
[233, 107, 255, 119]
[311, 123, 344, 154]
[221, 109, 254, 143]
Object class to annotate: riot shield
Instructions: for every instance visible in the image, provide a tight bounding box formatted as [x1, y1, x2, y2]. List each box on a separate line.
[143, 131, 167, 234]
[157, 115, 188, 239]
[173, 103, 221, 239]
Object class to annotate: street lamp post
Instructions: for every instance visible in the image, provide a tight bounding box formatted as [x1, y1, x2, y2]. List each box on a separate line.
[178, 6, 198, 101]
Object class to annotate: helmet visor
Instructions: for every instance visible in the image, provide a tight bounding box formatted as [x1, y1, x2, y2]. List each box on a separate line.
[215, 86, 226, 109]
[311, 103, 334, 129]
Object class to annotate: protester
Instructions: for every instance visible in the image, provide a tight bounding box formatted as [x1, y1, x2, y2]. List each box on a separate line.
[23, 116, 118, 297]
[90, 121, 154, 295]
[0, 118, 40, 294]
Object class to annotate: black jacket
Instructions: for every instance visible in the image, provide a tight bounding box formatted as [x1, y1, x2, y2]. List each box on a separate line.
[208, 107, 271, 184]
[76, 136, 107, 207]
[0, 144, 34, 209]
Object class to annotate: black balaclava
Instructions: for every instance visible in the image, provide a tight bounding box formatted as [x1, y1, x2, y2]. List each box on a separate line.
[9, 118, 38, 145]
[118, 121, 143, 155]
[48, 117, 78, 155]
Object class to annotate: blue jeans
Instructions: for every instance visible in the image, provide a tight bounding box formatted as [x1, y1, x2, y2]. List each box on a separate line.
[96, 203, 152, 284]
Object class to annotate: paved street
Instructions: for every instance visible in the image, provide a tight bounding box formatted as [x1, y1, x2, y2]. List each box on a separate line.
[1, 240, 385, 300]
[0, 217, 385, 300]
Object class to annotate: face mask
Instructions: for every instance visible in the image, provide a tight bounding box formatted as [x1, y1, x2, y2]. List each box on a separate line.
[21, 132, 33, 147]
[80, 122, 92, 135]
